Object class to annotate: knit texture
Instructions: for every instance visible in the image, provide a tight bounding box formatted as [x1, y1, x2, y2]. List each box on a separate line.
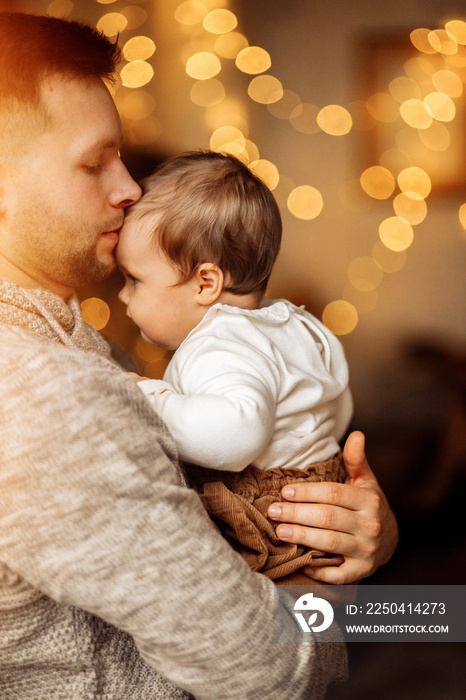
[0, 279, 347, 699]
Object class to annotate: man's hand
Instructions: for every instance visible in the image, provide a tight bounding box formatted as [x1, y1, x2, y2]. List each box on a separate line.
[267, 431, 399, 584]
[126, 372, 149, 382]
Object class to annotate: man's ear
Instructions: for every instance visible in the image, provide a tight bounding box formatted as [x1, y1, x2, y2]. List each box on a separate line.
[195, 263, 224, 306]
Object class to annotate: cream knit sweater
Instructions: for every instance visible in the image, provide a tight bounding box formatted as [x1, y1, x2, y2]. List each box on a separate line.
[0, 279, 347, 699]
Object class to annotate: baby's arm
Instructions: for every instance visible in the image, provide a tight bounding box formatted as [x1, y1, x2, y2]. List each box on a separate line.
[137, 340, 279, 471]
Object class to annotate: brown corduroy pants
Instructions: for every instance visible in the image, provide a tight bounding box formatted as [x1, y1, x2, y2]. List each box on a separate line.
[188, 453, 346, 584]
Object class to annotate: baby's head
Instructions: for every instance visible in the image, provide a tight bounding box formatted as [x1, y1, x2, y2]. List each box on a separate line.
[117, 150, 282, 349]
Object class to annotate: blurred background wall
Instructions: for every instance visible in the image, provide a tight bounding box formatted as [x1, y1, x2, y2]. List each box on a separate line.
[8, 0, 466, 697]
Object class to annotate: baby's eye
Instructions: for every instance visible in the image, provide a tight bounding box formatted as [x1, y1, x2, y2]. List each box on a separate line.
[131, 276, 139, 286]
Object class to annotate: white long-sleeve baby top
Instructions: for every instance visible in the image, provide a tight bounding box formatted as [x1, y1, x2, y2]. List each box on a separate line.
[139, 298, 352, 472]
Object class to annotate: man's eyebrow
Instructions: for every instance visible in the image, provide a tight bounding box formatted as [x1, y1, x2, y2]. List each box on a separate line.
[78, 136, 123, 158]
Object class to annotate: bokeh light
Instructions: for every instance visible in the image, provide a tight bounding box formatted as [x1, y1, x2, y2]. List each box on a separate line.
[249, 159, 279, 190]
[343, 285, 379, 315]
[410, 27, 437, 54]
[397, 166, 432, 199]
[423, 92, 456, 121]
[316, 105, 352, 135]
[379, 216, 414, 252]
[428, 29, 458, 55]
[120, 60, 154, 88]
[210, 125, 245, 151]
[204, 97, 248, 132]
[366, 92, 400, 123]
[360, 166, 395, 200]
[399, 99, 432, 129]
[175, 1, 207, 26]
[393, 193, 427, 225]
[203, 9, 237, 34]
[287, 185, 323, 220]
[214, 32, 248, 59]
[389, 76, 422, 103]
[247, 75, 283, 104]
[81, 298, 111, 331]
[418, 121, 451, 152]
[432, 69, 463, 97]
[186, 51, 221, 80]
[445, 20, 466, 45]
[235, 46, 271, 74]
[121, 6, 148, 31]
[97, 12, 128, 37]
[123, 36, 156, 61]
[322, 300, 358, 336]
[117, 90, 155, 119]
[190, 78, 225, 106]
[458, 203, 466, 230]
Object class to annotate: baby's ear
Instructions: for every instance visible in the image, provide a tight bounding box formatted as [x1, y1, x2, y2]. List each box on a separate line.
[195, 263, 224, 306]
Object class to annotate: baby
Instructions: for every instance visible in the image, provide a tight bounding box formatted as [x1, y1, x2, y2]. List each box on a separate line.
[117, 150, 353, 583]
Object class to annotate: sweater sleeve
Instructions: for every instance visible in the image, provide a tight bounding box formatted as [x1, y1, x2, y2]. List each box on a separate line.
[0, 335, 347, 700]
[139, 335, 279, 471]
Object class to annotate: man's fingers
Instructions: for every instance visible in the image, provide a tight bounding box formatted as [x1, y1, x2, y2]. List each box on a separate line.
[274, 480, 369, 511]
[269, 500, 359, 533]
[302, 563, 359, 586]
[343, 430, 378, 488]
[275, 521, 357, 554]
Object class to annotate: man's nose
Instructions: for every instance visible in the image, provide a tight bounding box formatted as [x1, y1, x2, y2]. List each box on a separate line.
[111, 167, 142, 209]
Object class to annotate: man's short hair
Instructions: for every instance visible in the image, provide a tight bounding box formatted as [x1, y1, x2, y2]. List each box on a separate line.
[127, 151, 283, 295]
[0, 12, 120, 151]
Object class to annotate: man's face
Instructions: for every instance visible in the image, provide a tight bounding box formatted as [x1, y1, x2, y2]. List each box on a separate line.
[1, 74, 141, 298]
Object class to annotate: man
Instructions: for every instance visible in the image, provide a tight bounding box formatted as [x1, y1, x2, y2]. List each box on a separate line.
[0, 13, 397, 699]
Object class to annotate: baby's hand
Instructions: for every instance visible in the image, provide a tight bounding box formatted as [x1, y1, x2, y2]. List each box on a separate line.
[127, 371, 150, 382]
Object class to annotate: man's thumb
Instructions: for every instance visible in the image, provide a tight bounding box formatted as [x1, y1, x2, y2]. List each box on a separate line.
[343, 431, 375, 486]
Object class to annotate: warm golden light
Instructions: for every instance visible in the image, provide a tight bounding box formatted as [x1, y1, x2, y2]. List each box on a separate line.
[397, 166, 432, 199]
[322, 300, 358, 336]
[120, 60, 154, 88]
[122, 6, 148, 31]
[428, 29, 458, 54]
[399, 99, 432, 129]
[316, 105, 352, 135]
[287, 185, 323, 220]
[267, 90, 302, 120]
[204, 97, 248, 132]
[393, 193, 427, 225]
[186, 51, 221, 80]
[127, 116, 162, 146]
[203, 8, 237, 34]
[372, 240, 407, 273]
[46, 0, 73, 18]
[117, 90, 155, 119]
[235, 46, 271, 74]
[379, 216, 414, 252]
[210, 125, 245, 151]
[360, 166, 395, 200]
[81, 298, 110, 331]
[445, 20, 466, 45]
[97, 0, 118, 4]
[133, 336, 167, 363]
[289, 103, 320, 134]
[424, 92, 456, 121]
[404, 56, 435, 82]
[97, 12, 128, 37]
[432, 69, 463, 97]
[347, 101, 378, 131]
[190, 78, 225, 106]
[249, 159, 279, 190]
[410, 27, 437, 54]
[214, 32, 248, 59]
[389, 76, 422, 103]
[123, 36, 156, 62]
[379, 148, 413, 175]
[366, 93, 399, 123]
[247, 75, 283, 104]
[175, 1, 207, 25]
[418, 121, 450, 151]
[347, 256, 383, 292]
[459, 203, 466, 230]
